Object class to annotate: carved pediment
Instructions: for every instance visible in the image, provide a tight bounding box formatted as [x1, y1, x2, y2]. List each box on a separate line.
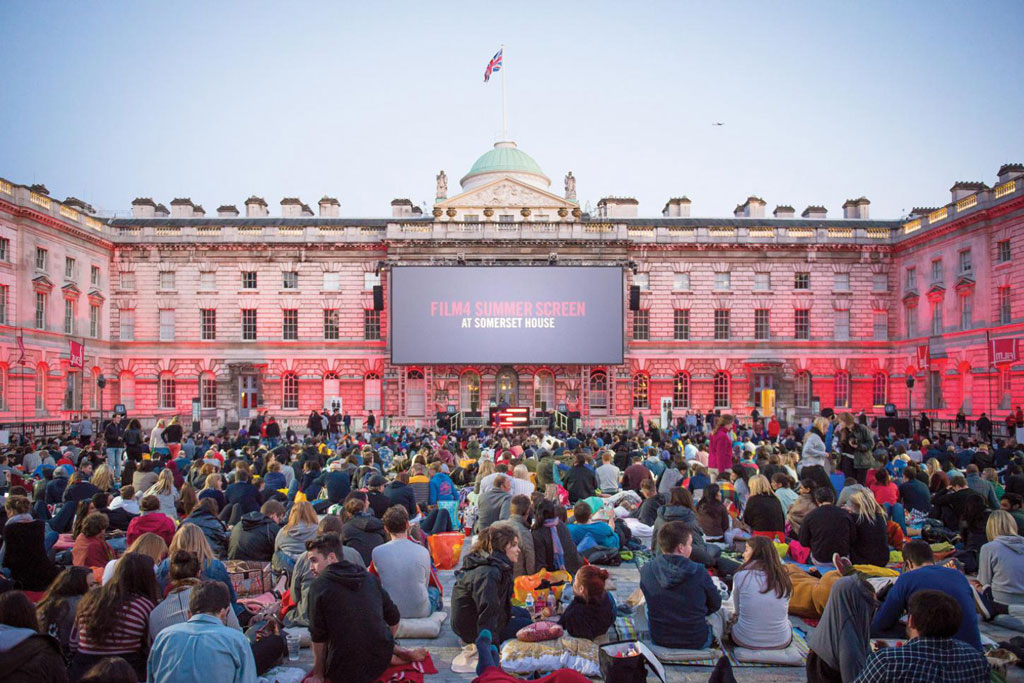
[438, 177, 576, 211]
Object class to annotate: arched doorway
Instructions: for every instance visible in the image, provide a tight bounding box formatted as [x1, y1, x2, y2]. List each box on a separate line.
[406, 369, 425, 417]
[495, 366, 518, 406]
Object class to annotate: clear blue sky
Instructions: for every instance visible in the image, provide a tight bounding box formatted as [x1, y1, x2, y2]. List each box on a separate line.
[1, 1, 1022, 219]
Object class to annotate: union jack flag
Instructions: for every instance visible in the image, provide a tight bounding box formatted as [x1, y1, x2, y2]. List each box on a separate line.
[484, 48, 502, 83]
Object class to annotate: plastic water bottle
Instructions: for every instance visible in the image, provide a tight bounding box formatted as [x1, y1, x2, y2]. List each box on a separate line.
[525, 593, 535, 615]
[546, 591, 556, 613]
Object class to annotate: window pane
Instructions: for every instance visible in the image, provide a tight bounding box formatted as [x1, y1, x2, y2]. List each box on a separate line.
[283, 271, 298, 289]
[283, 309, 298, 340]
[714, 309, 730, 340]
[835, 310, 850, 341]
[364, 309, 381, 340]
[632, 310, 649, 341]
[673, 309, 690, 340]
[795, 309, 810, 340]
[755, 309, 770, 340]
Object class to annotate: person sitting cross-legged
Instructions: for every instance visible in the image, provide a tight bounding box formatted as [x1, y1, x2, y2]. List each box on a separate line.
[853, 589, 990, 682]
[567, 501, 620, 552]
[371, 505, 442, 619]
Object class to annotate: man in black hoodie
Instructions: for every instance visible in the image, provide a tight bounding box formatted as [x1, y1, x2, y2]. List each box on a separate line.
[305, 533, 411, 683]
[228, 500, 284, 562]
[383, 471, 417, 516]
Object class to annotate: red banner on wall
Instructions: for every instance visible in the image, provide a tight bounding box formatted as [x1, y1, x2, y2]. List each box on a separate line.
[69, 340, 84, 368]
[916, 344, 930, 370]
[990, 338, 1019, 366]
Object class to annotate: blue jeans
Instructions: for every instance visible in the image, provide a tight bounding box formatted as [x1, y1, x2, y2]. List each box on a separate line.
[883, 502, 907, 534]
[427, 586, 443, 613]
[108, 536, 127, 553]
[106, 447, 124, 480]
[499, 606, 533, 643]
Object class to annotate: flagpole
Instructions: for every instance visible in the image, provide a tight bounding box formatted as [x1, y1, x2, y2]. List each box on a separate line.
[500, 44, 508, 140]
[987, 329, 995, 434]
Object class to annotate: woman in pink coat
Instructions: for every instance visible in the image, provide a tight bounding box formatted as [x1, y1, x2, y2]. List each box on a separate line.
[709, 414, 735, 474]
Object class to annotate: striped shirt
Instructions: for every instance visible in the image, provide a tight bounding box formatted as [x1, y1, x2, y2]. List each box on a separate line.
[71, 595, 156, 656]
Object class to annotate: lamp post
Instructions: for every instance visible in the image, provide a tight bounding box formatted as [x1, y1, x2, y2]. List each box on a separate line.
[906, 375, 915, 436]
[97, 374, 105, 431]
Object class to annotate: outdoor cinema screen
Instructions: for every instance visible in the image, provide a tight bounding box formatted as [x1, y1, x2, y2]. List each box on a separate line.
[390, 266, 624, 365]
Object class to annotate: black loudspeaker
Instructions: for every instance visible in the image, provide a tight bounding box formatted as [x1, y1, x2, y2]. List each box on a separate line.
[372, 285, 384, 310]
[877, 417, 910, 438]
[629, 285, 640, 311]
[884, 403, 897, 417]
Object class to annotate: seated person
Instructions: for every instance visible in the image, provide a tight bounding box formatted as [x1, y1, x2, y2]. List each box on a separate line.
[1, 494, 59, 591]
[371, 505, 442, 619]
[452, 525, 530, 644]
[856, 590, 990, 682]
[976, 510, 1024, 608]
[846, 491, 890, 567]
[284, 515, 364, 627]
[931, 475, 984, 531]
[1000, 493, 1024, 533]
[567, 502, 620, 550]
[105, 485, 139, 532]
[640, 520, 722, 649]
[126, 495, 176, 547]
[731, 536, 793, 650]
[72, 512, 115, 569]
[595, 452, 620, 493]
[634, 479, 665, 527]
[898, 466, 932, 515]
[799, 486, 854, 570]
[806, 576, 878, 683]
[871, 540, 981, 650]
[558, 565, 616, 640]
[742, 474, 786, 536]
[227, 499, 284, 562]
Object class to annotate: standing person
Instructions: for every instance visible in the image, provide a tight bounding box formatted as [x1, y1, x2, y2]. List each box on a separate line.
[79, 415, 93, 446]
[730, 536, 793, 650]
[452, 525, 530, 644]
[307, 410, 321, 438]
[147, 581, 257, 683]
[68, 553, 161, 681]
[150, 419, 169, 460]
[103, 413, 125, 482]
[304, 534, 424, 683]
[123, 420, 144, 466]
[162, 417, 184, 460]
[709, 414, 734, 474]
[366, 410, 376, 433]
[836, 413, 877, 485]
[800, 417, 833, 485]
[342, 411, 351, 435]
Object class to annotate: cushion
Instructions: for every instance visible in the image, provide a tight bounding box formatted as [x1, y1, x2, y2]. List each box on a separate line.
[517, 621, 563, 642]
[732, 641, 804, 665]
[644, 642, 719, 663]
[500, 635, 600, 676]
[395, 610, 448, 639]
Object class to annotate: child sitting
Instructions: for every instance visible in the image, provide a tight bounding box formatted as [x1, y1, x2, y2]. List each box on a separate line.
[558, 565, 616, 640]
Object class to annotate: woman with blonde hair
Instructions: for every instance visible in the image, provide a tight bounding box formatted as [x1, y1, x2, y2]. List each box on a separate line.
[198, 471, 226, 511]
[474, 459, 496, 494]
[976, 510, 1024, 606]
[274, 500, 319, 571]
[150, 418, 168, 458]
[90, 464, 116, 494]
[154, 522, 239, 610]
[845, 490, 889, 567]
[145, 468, 179, 518]
[742, 474, 786, 537]
[101, 531, 168, 584]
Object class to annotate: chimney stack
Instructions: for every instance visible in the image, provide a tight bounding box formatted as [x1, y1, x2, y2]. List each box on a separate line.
[596, 197, 639, 218]
[950, 181, 988, 203]
[193, 204, 205, 217]
[131, 197, 156, 218]
[772, 205, 795, 218]
[842, 197, 871, 219]
[245, 196, 269, 218]
[661, 197, 691, 218]
[217, 205, 239, 217]
[734, 196, 766, 218]
[391, 198, 414, 218]
[801, 205, 827, 219]
[280, 197, 303, 218]
[319, 196, 340, 218]
[154, 203, 169, 217]
[169, 198, 196, 218]
[64, 197, 96, 215]
[997, 163, 1024, 184]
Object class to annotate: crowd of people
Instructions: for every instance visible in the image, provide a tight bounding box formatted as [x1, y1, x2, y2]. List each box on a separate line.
[0, 405, 1020, 682]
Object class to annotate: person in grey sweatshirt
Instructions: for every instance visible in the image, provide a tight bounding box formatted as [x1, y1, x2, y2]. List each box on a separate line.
[977, 511, 1024, 606]
[273, 501, 320, 572]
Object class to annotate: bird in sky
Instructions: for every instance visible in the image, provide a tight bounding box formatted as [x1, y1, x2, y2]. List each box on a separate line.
[712, 122, 724, 126]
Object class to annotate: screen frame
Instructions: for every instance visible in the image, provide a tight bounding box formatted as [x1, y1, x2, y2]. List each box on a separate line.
[388, 264, 625, 366]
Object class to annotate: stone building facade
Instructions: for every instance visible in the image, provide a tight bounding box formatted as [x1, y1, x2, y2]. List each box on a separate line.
[0, 146, 1021, 431]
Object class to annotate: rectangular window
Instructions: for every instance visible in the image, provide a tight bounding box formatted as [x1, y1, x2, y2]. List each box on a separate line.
[931, 258, 942, 283]
[960, 294, 972, 329]
[0, 285, 7, 325]
[159, 377, 176, 410]
[462, 214, 479, 223]
[794, 272, 810, 290]
[872, 273, 888, 292]
[632, 309, 650, 341]
[499, 214, 515, 223]
[34, 371, 44, 411]
[873, 312, 888, 341]
[931, 302, 943, 335]
[673, 272, 691, 291]
[241, 309, 257, 340]
[35, 292, 46, 330]
[65, 257, 75, 279]
[35, 247, 47, 271]
[63, 299, 75, 334]
[794, 309, 810, 340]
[714, 309, 730, 340]
[119, 309, 135, 341]
[834, 309, 850, 341]
[282, 309, 298, 340]
[201, 309, 217, 340]
[753, 272, 771, 291]
[201, 376, 217, 409]
[322, 272, 341, 291]
[159, 271, 175, 290]
[834, 272, 850, 291]
[323, 309, 340, 340]
[159, 309, 175, 341]
[199, 271, 216, 290]
[754, 309, 770, 340]
[905, 267, 916, 291]
[282, 271, 299, 289]
[999, 287, 1012, 325]
[673, 309, 690, 340]
[998, 240, 1011, 264]
[90, 265, 100, 287]
[242, 271, 257, 289]
[89, 304, 99, 338]
[62, 372, 81, 411]
[714, 272, 731, 291]
[120, 272, 136, 291]
[0, 238, 8, 262]
[364, 309, 381, 341]
[633, 273, 650, 292]
[928, 370, 942, 410]
[906, 304, 917, 337]
[364, 376, 382, 411]
[363, 272, 380, 291]
[958, 249, 972, 275]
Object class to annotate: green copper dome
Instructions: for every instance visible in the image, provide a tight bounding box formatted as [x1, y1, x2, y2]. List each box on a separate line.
[460, 141, 550, 188]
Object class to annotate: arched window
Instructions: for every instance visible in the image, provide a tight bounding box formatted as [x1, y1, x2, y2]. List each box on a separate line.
[533, 370, 555, 412]
[35, 364, 46, 411]
[119, 372, 136, 411]
[159, 374, 176, 410]
[713, 372, 730, 409]
[0, 366, 6, 411]
[201, 373, 218, 409]
[795, 371, 812, 408]
[834, 371, 851, 409]
[673, 372, 690, 409]
[282, 373, 299, 409]
[872, 373, 887, 407]
[460, 371, 481, 412]
[363, 372, 381, 412]
[589, 370, 608, 413]
[406, 369, 425, 416]
[632, 373, 649, 409]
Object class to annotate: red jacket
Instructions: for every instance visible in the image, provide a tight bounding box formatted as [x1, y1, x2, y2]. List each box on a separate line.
[126, 511, 176, 547]
[72, 534, 115, 569]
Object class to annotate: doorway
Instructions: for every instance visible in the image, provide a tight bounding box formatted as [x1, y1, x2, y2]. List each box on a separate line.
[495, 367, 518, 406]
[239, 375, 259, 420]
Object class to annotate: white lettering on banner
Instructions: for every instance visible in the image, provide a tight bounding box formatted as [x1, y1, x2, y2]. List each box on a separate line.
[470, 317, 556, 329]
